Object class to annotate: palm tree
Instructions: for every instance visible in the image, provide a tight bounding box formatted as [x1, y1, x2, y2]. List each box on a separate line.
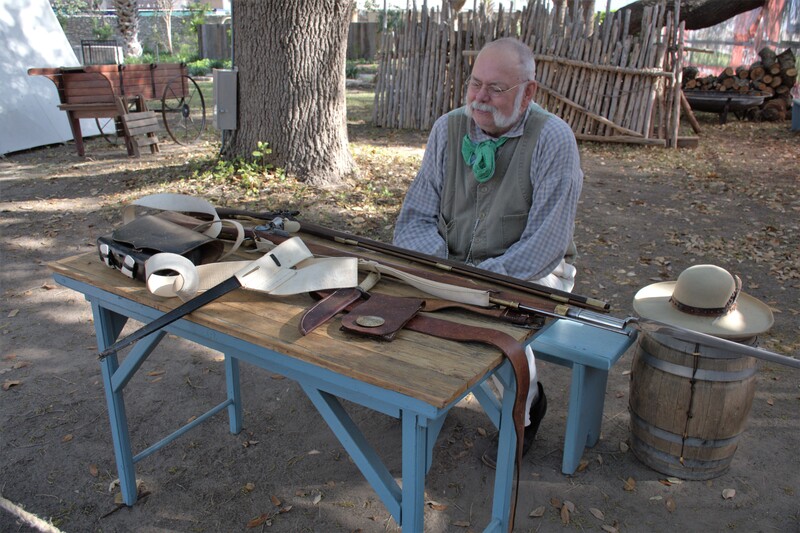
[113, 0, 143, 57]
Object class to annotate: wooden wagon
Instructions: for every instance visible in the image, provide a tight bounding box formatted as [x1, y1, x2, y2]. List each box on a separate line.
[28, 63, 206, 156]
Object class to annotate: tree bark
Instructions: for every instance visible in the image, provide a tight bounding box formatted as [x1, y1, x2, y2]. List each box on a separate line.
[227, 0, 356, 188]
[620, 0, 767, 35]
[113, 0, 143, 57]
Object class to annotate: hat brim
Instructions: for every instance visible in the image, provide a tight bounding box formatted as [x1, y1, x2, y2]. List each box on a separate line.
[633, 281, 774, 340]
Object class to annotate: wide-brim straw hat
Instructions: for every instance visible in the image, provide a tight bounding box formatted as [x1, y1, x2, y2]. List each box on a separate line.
[633, 264, 774, 340]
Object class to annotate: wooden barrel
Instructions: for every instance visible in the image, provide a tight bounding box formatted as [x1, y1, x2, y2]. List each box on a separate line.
[628, 332, 758, 480]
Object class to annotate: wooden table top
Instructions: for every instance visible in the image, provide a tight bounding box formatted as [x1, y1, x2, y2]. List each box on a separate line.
[50, 240, 536, 410]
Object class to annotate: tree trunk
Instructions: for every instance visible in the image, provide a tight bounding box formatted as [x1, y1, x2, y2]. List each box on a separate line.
[113, 0, 143, 57]
[620, 0, 767, 35]
[227, 0, 356, 188]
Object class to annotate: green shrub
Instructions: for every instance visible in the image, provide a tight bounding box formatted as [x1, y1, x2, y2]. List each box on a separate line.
[92, 19, 115, 40]
[346, 61, 359, 79]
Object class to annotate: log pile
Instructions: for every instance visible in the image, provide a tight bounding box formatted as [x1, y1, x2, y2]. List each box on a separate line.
[682, 47, 797, 121]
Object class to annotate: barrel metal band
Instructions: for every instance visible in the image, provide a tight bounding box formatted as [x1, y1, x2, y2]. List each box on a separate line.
[637, 348, 757, 381]
[630, 411, 742, 449]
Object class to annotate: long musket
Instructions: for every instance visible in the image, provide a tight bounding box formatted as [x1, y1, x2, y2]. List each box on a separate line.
[215, 207, 609, 312]
[214, 207, 800, 370]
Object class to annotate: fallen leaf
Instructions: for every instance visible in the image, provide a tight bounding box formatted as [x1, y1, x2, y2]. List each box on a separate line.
[529, 505, 546, 517]
[312, 493, 322, 505]
[767, 398, 774, 406]
[2, 380, 22, 390]
[476, 427, 487, 437]
[2, 354, 16, 361]
[590, 507, 605, 520]
[722, 488, 736, 500]
[270, 374, 286, 380]
[270, 494, 281, 507]
[426, 500, 448, 511]
[623, 477, 636, 491]
[279, 505, 292, 513]
[560, 503, 570, 524]
[550, 497, 562, 508]
[563, 500, 576, 513]
[8, 309, 19, 318]
[41, 283, 56, 290]
[146, 370, 165, 377]
[665, 496, 677, 512]
[246, 513, 270, 528]
[577, 459, 589, 472]
[601, 525, 619, 533]
[89, 464, 99, 477]
[649, 495, 663, 501]
[243, 482, 255, 493]
[666, 477, 683, 484]
[308, 449, 321, 455]
[620, 441, 629, 453]
[452, 520, 470, 527]
[62, 434, 73, 442]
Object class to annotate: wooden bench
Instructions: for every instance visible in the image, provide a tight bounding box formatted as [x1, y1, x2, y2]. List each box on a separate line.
[475, 319, 637, 475]
[28, 63, 187, 156]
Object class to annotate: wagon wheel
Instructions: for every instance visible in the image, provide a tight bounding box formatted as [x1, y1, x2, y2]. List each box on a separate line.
[161, 75, 206, 145]
[95, 117, 123, 145]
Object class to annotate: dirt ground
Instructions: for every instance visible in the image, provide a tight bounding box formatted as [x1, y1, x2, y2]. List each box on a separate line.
[1, 111, 798, 533]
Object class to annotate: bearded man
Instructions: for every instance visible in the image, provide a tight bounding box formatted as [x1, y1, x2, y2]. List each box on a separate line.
[392, 37, 583, 467]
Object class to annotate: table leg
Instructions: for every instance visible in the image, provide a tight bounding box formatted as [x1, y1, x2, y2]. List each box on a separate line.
[300, 384, 402, 521]
[66, 111, 85, 156]
[489, 362, 516, 531]
[224, 354, 242, 434]
[401, 411, 428, 531]
[91, 303, 138, 505]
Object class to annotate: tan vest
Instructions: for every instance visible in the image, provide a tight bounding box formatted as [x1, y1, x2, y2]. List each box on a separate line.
[438, 105, 550, 264]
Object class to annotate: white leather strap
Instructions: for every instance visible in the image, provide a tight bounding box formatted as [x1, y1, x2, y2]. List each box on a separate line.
[255, 236, 492, 307]
[145, 237, 358, 301]
[358, 260, 491, 307]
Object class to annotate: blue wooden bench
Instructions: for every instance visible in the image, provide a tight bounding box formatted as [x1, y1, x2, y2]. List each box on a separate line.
[475, 318, 636, 475]
[526, 319, 637, 474]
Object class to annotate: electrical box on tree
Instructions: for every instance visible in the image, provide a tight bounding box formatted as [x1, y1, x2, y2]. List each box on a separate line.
[213, 68, 238, 131]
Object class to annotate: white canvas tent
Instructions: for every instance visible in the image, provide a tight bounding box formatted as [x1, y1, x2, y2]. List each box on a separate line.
[0, 0, 99, 155]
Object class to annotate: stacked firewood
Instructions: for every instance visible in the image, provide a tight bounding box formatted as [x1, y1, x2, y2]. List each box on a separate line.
[683, 47, 797, 121]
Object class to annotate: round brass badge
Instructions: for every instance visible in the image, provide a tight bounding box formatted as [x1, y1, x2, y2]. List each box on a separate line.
[355, 315, 385, 328]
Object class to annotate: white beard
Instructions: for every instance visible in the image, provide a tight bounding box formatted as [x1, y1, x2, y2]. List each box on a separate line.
[465, 88, 526, 132]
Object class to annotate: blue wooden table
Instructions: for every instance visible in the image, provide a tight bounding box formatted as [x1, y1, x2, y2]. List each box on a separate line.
[51, 250, 636, 529]
[51, 252, 532, 532]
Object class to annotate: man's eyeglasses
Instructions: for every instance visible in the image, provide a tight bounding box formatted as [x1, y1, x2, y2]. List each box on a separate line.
[466, 76, 530, 97]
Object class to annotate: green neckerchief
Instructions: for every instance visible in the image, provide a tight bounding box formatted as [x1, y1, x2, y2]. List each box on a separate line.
[461, 134, 508, 183]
